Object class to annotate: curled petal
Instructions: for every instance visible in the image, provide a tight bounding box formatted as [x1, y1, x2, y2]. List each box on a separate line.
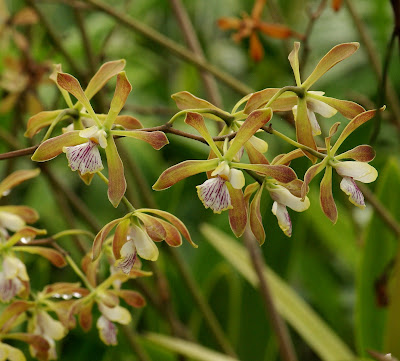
[92, 217, 124, 261]
[288, 42, 301, 86]
[320, 166, 338, 223]
[153, 159, 219, 190]
[245, 141, 269, 165]
[129, 225, 159, 261]
[229, 168, 245, 189]
[197, 177, 232, 214]
[98, 303, 131, 325]
[105, 136, 126, 207]
[135, 213, 166, 242]
[334, 161, 378, 183]
[235, 164, 297, 183]
[97, 316, 117, 345]
[0, 206, 38, 224]
[336, 145, 376, 162]
[32, 131, 86, 162]
[268, 185, 310, 212]
[13, 246, 66, 268]
[212, 161, 230, 178]
[112, 219, 131, 260]
[78, 300, 94, 331]
[116, 290, 146, 308]
[272, 202, 292, 237]
[294, 98, 317, 162]
[307, 96, 337, 118]
[272, 148, 305, 166]
[25, 110, 63, 138]
[114, 115, 143, 129]
[3, 256, 28, 281]
[227, 185, 247, 238]
[63, 141, 104, 175]
[302, 42, 359, 90]
[340, 177, 365, 208]
[0, 343, 26, 361]
[0, 274, 23, 302]
[156, 219, 182, 247]
[0, 169, 40, 198]
[36, 310, 66, 340]
[0, 211, 25, 232]
[249, 136, 268, 153]
[301, 160, 327, 199]
[116, 240, 137, 274]
[307, 93, 365, 119]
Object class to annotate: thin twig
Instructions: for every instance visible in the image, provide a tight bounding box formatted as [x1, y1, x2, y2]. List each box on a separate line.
[242, 228, 298, 361]
[84, 0, 253, 96]
[169, 0, 222, 108]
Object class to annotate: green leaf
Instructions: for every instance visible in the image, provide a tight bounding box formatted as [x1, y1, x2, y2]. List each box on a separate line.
[356, 158, 400, 356]
[201, 223, 355, 361]
[144, 333, 239, 361]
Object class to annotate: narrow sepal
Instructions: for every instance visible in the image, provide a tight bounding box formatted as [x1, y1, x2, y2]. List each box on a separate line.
[13, 246, 66, 267]
[235, 163, 297, 183]
[0, 300, 33, 333]
[171, 91, 220, 111]
[92, 217, 124, 260]
[302, 43, 359, 90]
[25, 110, 63, 138]
[244, 88, 297, 114]
[249, 186, 265, 244]
[157, 218, 182, 247]
[116, 290, 146, 308]
[32, 131, 86, 161]
[295, 97, 317, 162]
[0, 205, 38, 224]
[224, 108, 272, 160]
[135, 213, 166, 242]
[153, 159, 218, 190]
[244, 140, 269, 165]
[301, 160, 327, 199]
[336, 145, 375, 162]
[112, 219, 131, 260]
[227, 185, 247, 238]
[288, 42, 301, 86]
[112, 130, 168, 150]
[105, 136, 126, 207]
[320, 166, 338, 223]
[85, 60, 126, 100]
[0, 169, 40, 197]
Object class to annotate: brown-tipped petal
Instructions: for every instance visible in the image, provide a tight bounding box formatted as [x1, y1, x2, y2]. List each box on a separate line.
[236, 163, 297, 183]
[92, 217, 124, 261]
[111, 130, 168, 150]
[307, 93, 365, 119]
[249, 186, 265, 244]
[225, 108, 272, 161]
[301, 160, 327, 199]
[258, 23, 292, 39]
[332, 109, 381, 153]
[244, 182, 260, 204]
[336, 145, 376, 162]
[217, 17, 241, 30]
[13, 246, 66, 267]
[244, 88, 298, 114]
[112, 219, 130, 260]
[172, 91, 219, 111]
[31, 131, 86, 162]
[57, 73, 94, 113]
[81, 253, 99, 287]
[116, 290, 146, 308]
[105, 136, 126, 208]
[0, 169, 40, 198]
[157, 218, 182, 247]
[153, 158, 219, 190]
[325, 121, 341, 150]
[115, 115, 143, 129]
[0, 206, 38, 224]
[79, 300, 94, 332]
[227, 184, 248, 238]
[0, 300, 33, 333]
[295, 98, 318, 162]
[279, 179, 303, 198]
[85, 60, 126, 100]
[302, 43, 359, 90]
[320, 166, 338, 223]
[271, 148, 305, 165]
[289, 42, 301, 86]
[249, 32, 264, 62]
[138, 209, 195, 247]
[104, 72, 132, 127]
[184, 112, 216, 147]
[135, 213, 166, 242]
[5, 227, 46, 247]
[25, 110, 64, 138]
[244, 141, 269, 165]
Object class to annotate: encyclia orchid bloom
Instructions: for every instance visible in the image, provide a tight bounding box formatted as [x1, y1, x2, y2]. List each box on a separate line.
[153, 110, 298, 237]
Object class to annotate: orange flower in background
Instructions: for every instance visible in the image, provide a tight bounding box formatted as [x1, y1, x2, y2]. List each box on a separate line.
[217, 0, 302, 61]
[332, 0, 343, 12]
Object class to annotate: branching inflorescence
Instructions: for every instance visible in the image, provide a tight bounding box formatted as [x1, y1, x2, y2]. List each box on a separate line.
[0, 40, 381, 360]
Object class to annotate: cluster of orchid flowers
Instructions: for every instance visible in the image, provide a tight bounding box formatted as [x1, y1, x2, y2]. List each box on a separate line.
[0, 40, 380, 360]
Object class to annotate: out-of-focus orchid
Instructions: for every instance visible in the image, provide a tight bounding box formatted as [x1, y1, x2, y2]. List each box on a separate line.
[154, 110, 298, 237]
[31, 70, 168, 207]
[301, 109, 381, 223]
[92, 208, 196, 273]
[217, 0, 301, 61]
[244, 42, 365, 161]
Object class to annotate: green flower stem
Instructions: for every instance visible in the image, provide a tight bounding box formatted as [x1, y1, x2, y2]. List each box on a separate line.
[41, 109, 79, 142]
[52, 229, 95, 240]
[96, 171, 136, 212]
[231, 94, 252, 113]
[66, 254, 95, 291]
[267, 127, 326, 160]
[264, 86, 304, 109]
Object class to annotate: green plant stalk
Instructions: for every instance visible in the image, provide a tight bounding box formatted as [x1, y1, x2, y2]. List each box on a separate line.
[66, 254, 94, 291]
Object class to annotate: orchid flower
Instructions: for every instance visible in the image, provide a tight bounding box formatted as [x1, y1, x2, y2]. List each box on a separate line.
[244, 42, 366, 161]
[153, 110, 297, 237]
[92, 208, 196, 273]
[301, 109, 381, 223]
[31, 71, 168, 207]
